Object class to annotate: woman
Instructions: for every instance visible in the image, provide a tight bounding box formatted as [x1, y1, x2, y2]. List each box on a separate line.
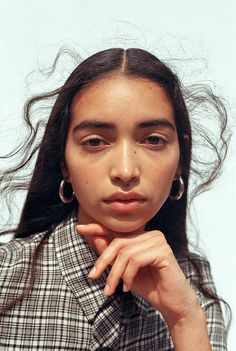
[0, 48, 230, 350]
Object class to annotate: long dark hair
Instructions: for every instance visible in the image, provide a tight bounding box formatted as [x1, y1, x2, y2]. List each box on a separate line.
[0, 48, 231, 329]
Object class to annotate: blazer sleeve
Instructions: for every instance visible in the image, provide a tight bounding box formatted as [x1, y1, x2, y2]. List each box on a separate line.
[177, 254, 228, 351]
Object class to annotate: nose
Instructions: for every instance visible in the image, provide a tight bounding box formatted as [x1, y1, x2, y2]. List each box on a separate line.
[110, 140, 140, 186]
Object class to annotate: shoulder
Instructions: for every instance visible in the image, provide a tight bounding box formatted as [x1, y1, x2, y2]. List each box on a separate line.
[0, 229, 55, 301]
[0, 231, 48, 269]
[177, 252, 217, 302]
[0, 210, 77, 270]
[177, 252, 213, 281]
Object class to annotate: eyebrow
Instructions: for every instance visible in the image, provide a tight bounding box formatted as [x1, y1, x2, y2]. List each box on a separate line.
[73, 118, 176, 133]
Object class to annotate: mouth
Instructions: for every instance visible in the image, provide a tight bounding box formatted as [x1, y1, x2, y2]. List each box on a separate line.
[105, 199, 145, 203]
[103, 199, 147, 213]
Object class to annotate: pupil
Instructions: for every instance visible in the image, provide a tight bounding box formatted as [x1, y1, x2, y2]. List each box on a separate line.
[90, 139, 100, 146]
[149, 136, 159, 144]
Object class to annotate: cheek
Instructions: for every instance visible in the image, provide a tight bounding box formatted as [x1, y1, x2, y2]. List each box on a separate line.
[66, 159, 101, 203]
[153, 155, 179, 179]
[71, 174, 95, 206]
[63, 152, 86, 191]
[70, 168, 93, 194]
[150, 154, 180, 195]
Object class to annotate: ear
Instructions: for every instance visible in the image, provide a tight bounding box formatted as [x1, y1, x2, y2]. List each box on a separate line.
[174, 163, 182, 180]
[60, 161, 69, 180]
[174, 134, 189, 179]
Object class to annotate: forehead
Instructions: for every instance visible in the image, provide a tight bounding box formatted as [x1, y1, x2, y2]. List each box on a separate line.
[70, 76, 175, 127]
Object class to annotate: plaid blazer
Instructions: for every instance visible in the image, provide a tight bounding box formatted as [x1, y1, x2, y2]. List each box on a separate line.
[0, 210, 227, 350]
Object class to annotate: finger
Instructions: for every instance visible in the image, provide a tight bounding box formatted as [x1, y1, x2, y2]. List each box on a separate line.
[121, 248, 156, 292]
[103, 247, 132, 296]
[76, 223, 112, 256]
[88, 238, 122, 279]
[122, 242, 172, 292]
[89, 231, 159, 280]
[104, 235, 162, 296]
[75, 223, 111, 236]
[93, 236, 110, 255]
[87, 236, 111, 277]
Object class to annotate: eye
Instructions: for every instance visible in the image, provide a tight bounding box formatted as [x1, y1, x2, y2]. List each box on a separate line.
[80, 137, 106, 148]
[143, 134, 167, 146]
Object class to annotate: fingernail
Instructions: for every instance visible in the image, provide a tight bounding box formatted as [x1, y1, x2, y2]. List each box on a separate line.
[88, 266, 96, 278]
[123, 283, 129, 292]
[103, 283, 110, 296]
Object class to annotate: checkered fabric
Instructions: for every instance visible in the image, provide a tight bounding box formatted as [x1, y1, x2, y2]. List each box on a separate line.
[0, 210, 227, 350]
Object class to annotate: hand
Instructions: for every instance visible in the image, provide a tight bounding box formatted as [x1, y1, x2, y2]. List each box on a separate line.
[75, 223, 201, 328]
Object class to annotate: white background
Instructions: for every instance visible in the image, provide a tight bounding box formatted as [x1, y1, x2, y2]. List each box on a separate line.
[0, 1, 235, 349]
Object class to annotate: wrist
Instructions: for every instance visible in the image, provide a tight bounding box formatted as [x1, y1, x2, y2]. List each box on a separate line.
[160, 294, 203, 331]
[167, 307, 212, 351]
[168, 305, 206, 332]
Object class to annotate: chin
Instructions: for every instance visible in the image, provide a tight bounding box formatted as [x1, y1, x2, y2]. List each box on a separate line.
[105, 219, 147, 234]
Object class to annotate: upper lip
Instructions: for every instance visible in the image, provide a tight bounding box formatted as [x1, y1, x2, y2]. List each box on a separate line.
[104, 191, 146, 202]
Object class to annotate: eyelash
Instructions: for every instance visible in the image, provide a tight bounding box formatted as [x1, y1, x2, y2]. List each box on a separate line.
[80, 135, 168, 150]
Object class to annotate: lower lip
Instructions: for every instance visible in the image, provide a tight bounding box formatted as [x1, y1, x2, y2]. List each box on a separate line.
[104, 200, 146, 212]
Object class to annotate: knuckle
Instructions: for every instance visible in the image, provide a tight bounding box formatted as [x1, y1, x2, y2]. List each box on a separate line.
[165, 244, 174, 257]
[157, 230, 166, 240]
[107, 272, 116, 282]
[154, 230, 167, 243]
[161, 244, 174, 263]
[112, 237, 124, 249]
[112, 237, 120, 245]
[118, 248, 130, 259]
[97, 256, 108, 267]
[123, 272, 134, 283]
[129, 255, 140, 266]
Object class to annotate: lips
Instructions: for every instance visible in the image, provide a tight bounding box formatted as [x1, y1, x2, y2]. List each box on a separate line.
[104, 191, 146, 202]
[103, 192, 146, 213]
[106, 199, 145, 203]
[112, 199, 140, 203]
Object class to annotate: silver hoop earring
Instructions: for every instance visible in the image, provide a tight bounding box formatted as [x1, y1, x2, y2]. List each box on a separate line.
[59, 179, 75, 204]
[169, 176, 184, 201]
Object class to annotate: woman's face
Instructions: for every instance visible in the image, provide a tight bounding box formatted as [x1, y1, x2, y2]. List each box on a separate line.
[62, 76, 181, 235]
